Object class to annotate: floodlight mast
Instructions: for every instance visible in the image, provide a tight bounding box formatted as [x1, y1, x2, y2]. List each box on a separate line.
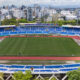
[0, 10, 1, 25]
[77, 16, 79, 25]
[76, 9, 80, 25]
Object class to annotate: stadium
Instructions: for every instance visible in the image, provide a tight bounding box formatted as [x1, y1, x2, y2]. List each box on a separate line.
[0, 23, 80, 80]
[0, 23, 80, 57]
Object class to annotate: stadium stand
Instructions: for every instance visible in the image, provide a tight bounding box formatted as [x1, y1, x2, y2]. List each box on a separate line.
[0, 63, 79, 80]
[0, 23, 80, 36]
[0, 63, 79, 73]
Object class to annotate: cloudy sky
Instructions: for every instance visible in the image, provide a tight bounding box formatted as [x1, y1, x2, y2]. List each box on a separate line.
[0, 0, 80, 7]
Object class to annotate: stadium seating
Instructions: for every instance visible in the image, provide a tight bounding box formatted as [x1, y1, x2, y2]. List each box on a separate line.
[59, 68, 78, 72]
[45, 65, 63, 68]
[63, 64, 80, 68]
[0, 63, 79, 74]
[0, 24, 80, 36]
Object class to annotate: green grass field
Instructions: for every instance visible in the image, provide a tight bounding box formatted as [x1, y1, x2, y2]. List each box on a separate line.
[0, 37, 80, 56]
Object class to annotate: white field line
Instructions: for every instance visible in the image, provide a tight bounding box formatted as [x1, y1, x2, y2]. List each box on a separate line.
[73, 39, 80, 46]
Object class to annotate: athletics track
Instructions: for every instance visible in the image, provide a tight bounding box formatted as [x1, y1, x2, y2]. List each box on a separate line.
[0, 57, 79, 60]
[0, 35, 80, 60]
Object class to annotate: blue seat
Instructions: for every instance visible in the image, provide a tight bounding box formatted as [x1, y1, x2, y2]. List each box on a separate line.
[0, 25, 80, 36]
[18, 31, 26, 34]
[63, 64, 80, 68]
[10, 32, 18, 35]
[60, 68, 78, 72]
[45, 65, 63, 68]
[2, 32, 9, 36]
[25, 66, 44, 69]
[0, 65, 5, 67]
[40, 70, 52, 72]
[5, 65, 25, 68]
[67, 32, 75, 35]
[34, 70, 58, 72]
[0, 68, 7, 71]
[10, 69, 26, 72]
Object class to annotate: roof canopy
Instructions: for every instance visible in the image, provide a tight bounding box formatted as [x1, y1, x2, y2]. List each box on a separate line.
[0, 25, 16, 28]
[62, 25, 80, 28]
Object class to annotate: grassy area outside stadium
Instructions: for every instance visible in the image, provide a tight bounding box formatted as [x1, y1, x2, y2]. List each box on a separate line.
[0, 37, 80, 57]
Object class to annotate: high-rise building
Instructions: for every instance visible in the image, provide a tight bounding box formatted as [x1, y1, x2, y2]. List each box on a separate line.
[24, 9, 27, 19]
[24, 7, 33, 21]
[27, 7, 33, 21]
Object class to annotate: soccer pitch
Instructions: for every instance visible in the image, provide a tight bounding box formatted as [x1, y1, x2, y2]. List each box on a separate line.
[0, 37, 80, 57]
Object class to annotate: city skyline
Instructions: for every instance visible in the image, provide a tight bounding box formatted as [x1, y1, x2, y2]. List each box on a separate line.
[0, 0, 80, 8]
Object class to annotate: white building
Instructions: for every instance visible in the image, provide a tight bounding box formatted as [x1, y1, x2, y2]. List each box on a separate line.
[61, 10, 77, 20]
[0, 9, 12, 20]
[12, 9, 24, 19]
[1, 9, 9, 15]
[46, 16, 52, 22]
[65, 15, 77, 20]
[0, 14, 5, 21]
[49, 9, 57, 16]
[61, 10, 71, 16]
[6, 14, 12, 19]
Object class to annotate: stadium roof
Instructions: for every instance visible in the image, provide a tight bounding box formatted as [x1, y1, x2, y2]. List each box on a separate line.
[62, 25, 80, 28]
[19, 23, 56, 27]
[19, 23, 54, 25]
[0, 25, 16, 28]
[19, 23, 37, 25]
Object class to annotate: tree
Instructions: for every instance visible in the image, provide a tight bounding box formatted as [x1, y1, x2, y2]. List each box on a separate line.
[33, 77, 56, 80]
[12, 70, 32, 80]
[67, 69, 80, 80]
[24, 71, 32, 80]
[41, 17, 45, 23]
[13, 71, 24, 80]
[1, 18, 17, 25]
[57, 20, 64, 26]
[18, 19, 28, 23]
[0, 72, 4, 80]
[52, 13, 59, 23]
[51, 78, 56, 80]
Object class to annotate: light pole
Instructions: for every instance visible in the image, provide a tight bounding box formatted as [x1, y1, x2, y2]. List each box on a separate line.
[0, 11, 1, 25]
[76, 9, 80, 25]
[77, 15, 79, 25]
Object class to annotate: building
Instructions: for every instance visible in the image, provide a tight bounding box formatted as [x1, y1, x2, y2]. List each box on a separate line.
[65, 15, 77, 20]
[33, 4, 41, 18]
[24, 7, 33, 21]
[12, 9, 24, 19]
[60, 10, 77, 20]
[27, 7, 33, 21]
[60, 10, 71, 16]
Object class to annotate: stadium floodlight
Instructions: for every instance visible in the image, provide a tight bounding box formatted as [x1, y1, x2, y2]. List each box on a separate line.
[77, 15, 79, 25]
[0, 10, 1, 25]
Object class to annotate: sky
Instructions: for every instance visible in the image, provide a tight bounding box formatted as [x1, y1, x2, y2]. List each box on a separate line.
[0, 0, 80, 8]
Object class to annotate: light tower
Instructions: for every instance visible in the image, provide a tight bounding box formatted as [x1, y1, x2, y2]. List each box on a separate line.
[0, 10, 1, 25]
[76, 9, 80, 25]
